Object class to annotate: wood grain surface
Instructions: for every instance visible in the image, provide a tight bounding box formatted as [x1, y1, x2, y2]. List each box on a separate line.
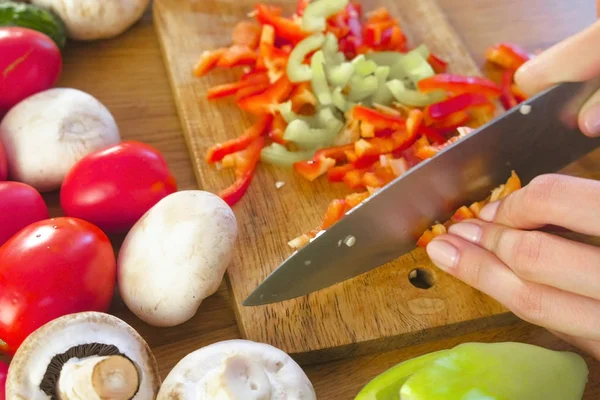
[152, 0, 600, 365]
[7, 0, 599, 398]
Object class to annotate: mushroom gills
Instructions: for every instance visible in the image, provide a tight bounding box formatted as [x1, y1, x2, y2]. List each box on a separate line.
[206, 355, 272, 400]
[58, 355, 140, 400]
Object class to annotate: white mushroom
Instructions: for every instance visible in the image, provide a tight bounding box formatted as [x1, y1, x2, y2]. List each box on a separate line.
[118, 190, 238, 327]
[5, 312, 160, 400]
[30, 0, 151, 41]
[0, 88, 121, 192]
[157, 339, 317, 400]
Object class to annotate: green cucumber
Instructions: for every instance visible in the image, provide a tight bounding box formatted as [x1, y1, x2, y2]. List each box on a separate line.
[0, 1, 66, 48]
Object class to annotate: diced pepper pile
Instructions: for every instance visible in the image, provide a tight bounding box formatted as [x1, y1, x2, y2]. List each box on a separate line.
[194, 0, 533, 249]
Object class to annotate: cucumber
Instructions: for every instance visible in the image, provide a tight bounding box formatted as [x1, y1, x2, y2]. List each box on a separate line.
[0, 1, 66, 48]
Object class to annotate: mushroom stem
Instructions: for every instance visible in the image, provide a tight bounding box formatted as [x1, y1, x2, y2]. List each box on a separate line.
[207, 355, 272, 400]
[58, 355, 139, 400]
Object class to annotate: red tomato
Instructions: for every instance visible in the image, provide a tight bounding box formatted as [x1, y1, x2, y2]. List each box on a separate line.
[0, 27, 62, 115]
[0, 140, 6, 181]
[0, 360, 6, 400]
[60, 141, 178, 234]
[0, 182, 49, 246]
[0, 217, 116, 355]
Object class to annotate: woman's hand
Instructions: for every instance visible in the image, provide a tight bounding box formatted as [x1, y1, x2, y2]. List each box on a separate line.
[515, 20, 600, 137]
[426, 21, 600, 359]
[426, 174, 600, 358]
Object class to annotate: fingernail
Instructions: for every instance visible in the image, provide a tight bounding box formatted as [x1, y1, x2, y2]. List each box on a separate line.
[426, 240, 459, 271]
[479, 201, 500, 222]
[448, 222, 481, 243]
[581, 103, 600, 137]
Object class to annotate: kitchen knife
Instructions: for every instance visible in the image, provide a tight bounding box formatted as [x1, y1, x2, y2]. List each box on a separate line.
[244, 78, 600, 307]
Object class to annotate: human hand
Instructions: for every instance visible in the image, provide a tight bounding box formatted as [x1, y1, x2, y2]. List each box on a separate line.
[425, 174, 600, 359]
[515, 20, 600, 137]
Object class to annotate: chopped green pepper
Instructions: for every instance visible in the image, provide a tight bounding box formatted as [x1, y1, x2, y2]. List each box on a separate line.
[327, 62, 355, 88]
[311, 50, 333, 105]
[302, 0, 349, 33]
[287, 33, 326, 82]
[348, 75, 378, 102]
[260, 143, 315, 167]
[371, 66, 393, 105]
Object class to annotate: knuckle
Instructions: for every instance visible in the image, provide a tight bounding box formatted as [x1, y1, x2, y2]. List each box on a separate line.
[511, 284, 545, 323]
[511, 231, 545, 279]
[524, 174, 564, 206]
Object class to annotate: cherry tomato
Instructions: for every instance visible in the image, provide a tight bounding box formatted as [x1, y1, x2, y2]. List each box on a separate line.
[0, 360, 6, 400]
[0, 217, 116, 355]
[0, 181, 49, 246]
[0, 27, 62, 115]
[0, 140, 6, 181]
[60, 141, 178, 234]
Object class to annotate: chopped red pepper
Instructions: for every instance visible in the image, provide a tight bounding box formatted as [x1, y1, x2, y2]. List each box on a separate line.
[218, 136, 265, 206]
[417, 74, 502, 98]
[327, 164, 355, 182]
[338, 2, 365, 59]
[352, 105, 406, 130]
[232, 21, 262, 49]
[237, 75, 293, 115]
[352, 129, 418, 168]
[206, 115, 272, 163]
[255, 4, 308, 44]
[193, 48, 226, 77]
[425, 93, 494, 121]
[419, 126, 446, 145]
[428, 110, 470, 134]
[268, 113, 288, 145]
[485, 42, 531, 70]
[294, 158, 337, 181]
[499, 69, 518, 110]
[427, 53, 448, 73]
[343, 168, 367, 189]
[406, 109, 423, 137]
[321, 199, 347, 229]
[290, 82, 317, 114]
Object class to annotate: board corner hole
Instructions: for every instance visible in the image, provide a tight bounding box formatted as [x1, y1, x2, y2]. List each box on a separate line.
[408, 268, 435, 289]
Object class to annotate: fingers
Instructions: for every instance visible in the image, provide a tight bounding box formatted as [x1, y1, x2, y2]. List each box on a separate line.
[447, 219, 600, 300]
[426, 235, 600, 341]
[550, 329, 600, 361]
[578, 88, 600, 137]
[479, 174, 600, 237]
[515, 20, 600, 96]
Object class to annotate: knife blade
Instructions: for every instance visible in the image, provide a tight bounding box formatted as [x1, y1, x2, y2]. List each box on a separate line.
[244, 78, 600, 307]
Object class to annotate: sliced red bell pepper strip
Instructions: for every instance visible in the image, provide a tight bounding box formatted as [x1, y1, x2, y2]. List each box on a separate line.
[499, 69, 518, 110]
[268, 113, 288, 145]
[255, 4, 308, 44]
[193, 48, 226, 77]
[428, 110, 470, 134]
[425, 93, 494, 121]
[206, 72, 270, 100]
[338, 2, 364, 59]
[343, 168, 367, 189]
[232, 21, 262, 49]
[237, 75, 293, 115]
[218, 136, 265, 206]
[417, 74, 502, 98]
[419, 126, 446, 145]
[352, 129, 418, 169]
[206, 115, 272, 163]
[406, 109, 423, 138]
[352, 105, 406, 130]
[485, 42, 531, 70]
[217, 45, 258, 68]
[427, 53, 448, 73]
[511, 84, 528, 103]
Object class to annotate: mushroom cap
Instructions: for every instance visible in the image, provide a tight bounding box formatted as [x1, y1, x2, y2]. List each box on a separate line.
[6, 312, 160, 400]
[30, 0, 151, 41]
[157, 339, 316, 400]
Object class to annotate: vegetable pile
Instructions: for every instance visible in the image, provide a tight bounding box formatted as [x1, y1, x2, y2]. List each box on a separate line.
[194, 0, 532, 249]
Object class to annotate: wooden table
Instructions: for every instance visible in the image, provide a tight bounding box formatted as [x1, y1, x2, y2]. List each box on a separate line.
[47, 0, 600, 398]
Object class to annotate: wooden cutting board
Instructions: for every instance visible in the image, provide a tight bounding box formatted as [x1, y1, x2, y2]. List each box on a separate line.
[153, 0, 598, 364]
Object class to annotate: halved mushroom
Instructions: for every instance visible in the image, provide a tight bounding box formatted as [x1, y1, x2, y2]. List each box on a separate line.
[5, 312, 160, 400]
[157, 339, 316, 400]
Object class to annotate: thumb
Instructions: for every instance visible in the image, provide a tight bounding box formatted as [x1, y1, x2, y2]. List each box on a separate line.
[515, 20, 600, 96]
